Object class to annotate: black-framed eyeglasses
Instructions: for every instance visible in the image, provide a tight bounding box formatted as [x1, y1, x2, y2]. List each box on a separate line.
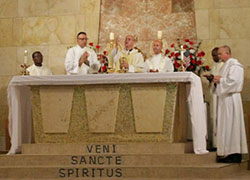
[78, 38, 88, 41]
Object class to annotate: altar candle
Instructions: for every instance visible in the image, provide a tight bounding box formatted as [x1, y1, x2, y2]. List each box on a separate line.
[24, 50, 28, 64]
[110, 32, 114, 40]
[157, 31, 162, 40]
[180, 46, 184, 60]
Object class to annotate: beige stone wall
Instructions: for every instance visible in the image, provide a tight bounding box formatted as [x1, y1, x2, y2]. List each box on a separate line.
[194, 0, 250, 100]
[0, 0, 100, 144]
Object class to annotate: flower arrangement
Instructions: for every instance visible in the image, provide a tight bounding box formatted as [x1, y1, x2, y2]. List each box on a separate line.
[88, 42, 109, 73]
[165, 39, 210, 75]
[88, 42, 101, 53]
[98, 51, 109, 73]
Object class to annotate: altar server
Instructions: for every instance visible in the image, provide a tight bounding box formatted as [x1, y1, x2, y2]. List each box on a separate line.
[204, 47, 224, 149]
[213, 45, 248, 163]
[65, 32, 100, 75]
[27, 51, 52, 76]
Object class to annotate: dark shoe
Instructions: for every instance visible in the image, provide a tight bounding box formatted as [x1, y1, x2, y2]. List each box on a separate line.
[208, 147, 217, 152]
[217, 153, 242, 163]
[216, 155, 225, 162]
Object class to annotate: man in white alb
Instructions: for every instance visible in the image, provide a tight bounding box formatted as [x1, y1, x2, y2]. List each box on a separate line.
[204, 47, 224, 149]
[213, 45, 248, 163]
[112, 35, 144, 73]
[27, 51, 52, 76]
[145, 40, 174, 73]
[64, 32, 100, 75]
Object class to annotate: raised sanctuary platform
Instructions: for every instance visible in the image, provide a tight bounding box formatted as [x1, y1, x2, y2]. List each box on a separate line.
[0, 142, 249, 179]
[3, 72, 249, 179]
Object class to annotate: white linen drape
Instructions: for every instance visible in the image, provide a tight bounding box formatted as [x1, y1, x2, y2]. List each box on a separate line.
[7, 72, 208, 154]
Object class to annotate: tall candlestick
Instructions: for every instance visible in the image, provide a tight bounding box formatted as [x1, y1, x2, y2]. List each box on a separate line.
[24, 50, 28, 64]
[180, 45, 184, 60]
[157, 31, 162, 40]
[110, 32, 114, 40]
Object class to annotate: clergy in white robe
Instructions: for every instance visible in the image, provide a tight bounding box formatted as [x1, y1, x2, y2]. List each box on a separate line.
[209, 48, 224, 148]
[112, 35, 144, 73]
[145, 40, 174, 73]
[64, 32, 100, 75]
[27, 51, 52, 76]
[204, 47, 224, 148]
[213, 45, 248, 162]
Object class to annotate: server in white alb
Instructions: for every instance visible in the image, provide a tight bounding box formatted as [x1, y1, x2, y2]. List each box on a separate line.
[64, 32, 100, 75]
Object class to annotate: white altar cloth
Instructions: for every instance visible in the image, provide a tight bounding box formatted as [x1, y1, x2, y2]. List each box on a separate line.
[7, 72, 208, 154]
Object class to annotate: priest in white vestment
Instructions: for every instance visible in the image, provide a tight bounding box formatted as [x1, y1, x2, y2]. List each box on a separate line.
[27, 51, 52, 76]
[64, 32, 100, 75]
[112, 35, 144, 73]
[144, 40, 174, 73]
[213, 45, 248, 163]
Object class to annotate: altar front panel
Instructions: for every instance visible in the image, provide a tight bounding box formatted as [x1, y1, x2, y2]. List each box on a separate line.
[30, 83, 187, 143]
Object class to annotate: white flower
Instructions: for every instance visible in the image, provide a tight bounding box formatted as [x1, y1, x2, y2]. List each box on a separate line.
[190, 49, 195, 54]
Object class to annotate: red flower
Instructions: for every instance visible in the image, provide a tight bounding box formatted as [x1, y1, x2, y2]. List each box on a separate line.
[174, 60, 180, 68]
[89, 42, 94, 46]
[171, 44, 175, 48]
[103, 51, 107, 55]
[189, 54, 193, 58]
[191, 59, 196, 64]
[165, 49, 170, 55]
[205, 65, 210, 70]
[183, 45, 187, 49]
[189, 41, 194, 45]
[170, 52, 175, 57]
[197, 60, 202, 65]
[185, 39, 189, 42]
[96, 45, 101, 49]
[198, 51, 205, 57]
[200, 51, 205, 56]
[175, 53, 180, 57]
[189, 65, 194, 70]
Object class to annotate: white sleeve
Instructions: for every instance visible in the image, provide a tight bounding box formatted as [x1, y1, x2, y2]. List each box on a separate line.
[88, 50, 100, 65]
[165, 57, 174, 72]
[216, 65, 244, 96]
[113, 51, 121, 64]
[64, 48, 79, 75]
[111, 48, 118, 58]
[144, 59, 150, 72]
[26, 65, 32, 73]
[87, 50, 100, 73]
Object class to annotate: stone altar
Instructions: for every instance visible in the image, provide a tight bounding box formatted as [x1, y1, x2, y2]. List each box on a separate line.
[7, 73, 206, 154]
